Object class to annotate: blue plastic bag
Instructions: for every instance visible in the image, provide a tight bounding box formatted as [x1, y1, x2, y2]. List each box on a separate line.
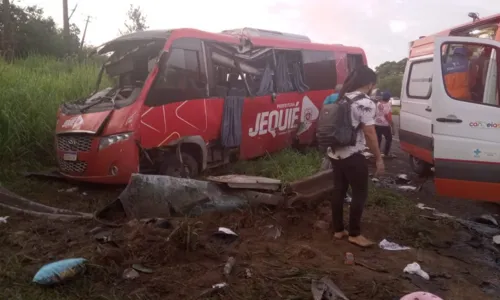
[33, 258, 87, 285]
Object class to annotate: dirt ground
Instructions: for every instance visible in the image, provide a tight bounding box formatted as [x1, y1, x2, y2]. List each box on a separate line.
[1, 126, 500, 300]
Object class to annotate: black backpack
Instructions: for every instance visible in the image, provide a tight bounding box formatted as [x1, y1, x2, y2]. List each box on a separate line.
[316, 94, 366, 153]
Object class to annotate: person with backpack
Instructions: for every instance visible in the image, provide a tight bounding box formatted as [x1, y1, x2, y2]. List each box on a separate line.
[319, 92, 340, 170]
[375, 91, 395, 158]
[316, 65, 385, 247]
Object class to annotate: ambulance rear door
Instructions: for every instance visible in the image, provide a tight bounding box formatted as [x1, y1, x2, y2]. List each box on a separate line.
[432, 36, 500, 202]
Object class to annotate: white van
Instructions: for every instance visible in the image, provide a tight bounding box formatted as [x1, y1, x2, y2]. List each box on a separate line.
[400, 35, 500, 203]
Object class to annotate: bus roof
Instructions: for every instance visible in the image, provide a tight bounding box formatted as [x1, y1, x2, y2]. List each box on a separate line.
[96, 28, 365, 57]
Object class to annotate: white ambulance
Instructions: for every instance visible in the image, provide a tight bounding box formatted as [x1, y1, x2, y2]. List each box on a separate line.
[400, 13, 500, 202]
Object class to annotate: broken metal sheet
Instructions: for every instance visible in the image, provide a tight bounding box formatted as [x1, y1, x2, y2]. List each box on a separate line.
[311, 277, 349, 300]
[206, 175, 281, 191]
[22, 169, 65, 180]
[115, 174, 249, 219]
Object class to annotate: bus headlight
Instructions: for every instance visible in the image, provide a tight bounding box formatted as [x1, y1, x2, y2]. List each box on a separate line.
[99, 132, 132, 150]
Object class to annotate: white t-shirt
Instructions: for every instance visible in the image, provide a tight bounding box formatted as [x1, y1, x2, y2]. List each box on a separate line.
[327, 91, 376, 160]
[375, 101, 391, 126]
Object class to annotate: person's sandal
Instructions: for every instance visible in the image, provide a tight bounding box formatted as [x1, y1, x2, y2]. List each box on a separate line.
[333, 230, 349, 240]
[348, 235, 375, 247]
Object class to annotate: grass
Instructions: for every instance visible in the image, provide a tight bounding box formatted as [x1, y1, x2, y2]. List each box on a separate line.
[0, 56, 107, 181]
[230, 148, 322, 182]
[391, 106, 400, 115]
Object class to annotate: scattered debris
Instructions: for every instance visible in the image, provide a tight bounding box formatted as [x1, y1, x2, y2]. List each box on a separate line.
[198, 282, 229, 298]
[395, 174, 410, 184]
[398, 185, 417, 192]
[475, 214, 499, 227]
[94, 230, 112, 243]
[311, 277, 349, 300]
[0, 186, 93, 221]
[362, 151, 374, 159]
[207, 174, 281, 191]
[379, 239, 411, 251]
[245, 268, 252, 278]
[132, 264, 153, 274]
[82, 192, 88, 196]
[404, 262, 430, 280]
[65, 187, 78, 193]
[493, 235, 500, 245]
[344, 252, 354, 265]
[0, 216, 9, 224]
[32, 258, 87, 285]
[263, 224, 282, 239]
[314, 220, 330, 230]
[400, 292, 443, 300]
[371, 177, 380, 183]
[123, 268, 140, 280]
[223, 257, 236, 276]
[416, 203, 436, 211]
[344, 194, 352, 203]
[213, 227, 239, 243]
[212, 282, 228, 289]
[217, 227, 238, 236]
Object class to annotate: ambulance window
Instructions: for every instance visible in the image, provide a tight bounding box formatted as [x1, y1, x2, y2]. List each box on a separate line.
[145, 48, 207, 106]
[440, 43, 499, 106]
[302, 50, 337, 90]
[407, 59, 433, 99]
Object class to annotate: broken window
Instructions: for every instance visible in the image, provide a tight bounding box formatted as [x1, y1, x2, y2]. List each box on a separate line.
[145, 38, 207, 106]
[302, 50, 337, 90]
[274, 50, 309, 93]
[206, 42, 275, 97]
[347, 54, 364, 73]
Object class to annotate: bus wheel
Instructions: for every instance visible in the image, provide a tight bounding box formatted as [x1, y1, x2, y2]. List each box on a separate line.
[409, 155, 432, 176]
[160, 152, 199, 178]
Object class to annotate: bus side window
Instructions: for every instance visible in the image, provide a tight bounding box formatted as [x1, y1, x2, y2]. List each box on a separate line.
[145, 41, 207, 106]
[302, 50, 337, 91]
[347, 54, 363, 73]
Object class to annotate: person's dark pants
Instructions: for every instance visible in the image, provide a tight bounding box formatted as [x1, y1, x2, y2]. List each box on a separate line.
[375, 125, 392, 156]
[330, 153, 369, 237]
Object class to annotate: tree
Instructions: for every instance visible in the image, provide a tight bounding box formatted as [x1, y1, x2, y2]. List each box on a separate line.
[0, 2, 81, 58]
[1, 0, 13, 61]
[375, 58, 408, 97]
[120, 4, 148, 35]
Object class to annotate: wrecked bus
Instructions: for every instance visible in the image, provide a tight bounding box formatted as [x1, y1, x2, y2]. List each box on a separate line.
[55, 28, 367, 184]
[400, 13, 500, 202]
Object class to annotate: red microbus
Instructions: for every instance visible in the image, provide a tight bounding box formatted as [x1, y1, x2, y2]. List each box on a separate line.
[55, 27, 367, 184]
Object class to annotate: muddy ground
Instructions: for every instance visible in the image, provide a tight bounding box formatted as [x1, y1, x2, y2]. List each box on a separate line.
[1, 121, 500, 300]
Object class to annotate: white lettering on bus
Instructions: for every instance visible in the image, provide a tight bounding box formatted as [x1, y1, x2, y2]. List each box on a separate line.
[249, 107, 300, 137]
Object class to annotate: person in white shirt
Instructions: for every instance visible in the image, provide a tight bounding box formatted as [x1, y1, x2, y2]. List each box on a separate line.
[327, 66, 385, 247]
[375, 91, 395, 158]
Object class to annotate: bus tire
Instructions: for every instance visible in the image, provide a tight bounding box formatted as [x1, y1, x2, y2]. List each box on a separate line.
[409, 155, 432, 176]
[159, 152, 199, 178]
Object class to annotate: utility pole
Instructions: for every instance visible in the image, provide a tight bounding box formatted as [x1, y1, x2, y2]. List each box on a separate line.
[69, 3, 78, 21]
[62, 0, 71, 55]
[80, 15, 91, 50]
[2, 0, 13, 61]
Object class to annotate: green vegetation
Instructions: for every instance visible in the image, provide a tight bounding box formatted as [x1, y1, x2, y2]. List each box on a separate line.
[376, 59, 406, 98]
[231, 148, 322, 182]
[392, 106, 401, 115]
[0, 56, 105, 180]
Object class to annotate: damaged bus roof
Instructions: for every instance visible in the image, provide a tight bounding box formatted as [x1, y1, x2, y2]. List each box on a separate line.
[94, 30, 171, 55]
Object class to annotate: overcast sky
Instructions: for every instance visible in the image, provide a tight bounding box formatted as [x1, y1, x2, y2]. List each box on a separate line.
[21, 0, 499, 67]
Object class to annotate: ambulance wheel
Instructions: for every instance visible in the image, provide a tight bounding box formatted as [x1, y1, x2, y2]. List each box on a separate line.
[409, 155, 432, 176]
[160, 152, 199, 178]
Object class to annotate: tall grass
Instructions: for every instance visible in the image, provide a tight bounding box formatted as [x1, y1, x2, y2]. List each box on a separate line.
[0, 55, 106, 179]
